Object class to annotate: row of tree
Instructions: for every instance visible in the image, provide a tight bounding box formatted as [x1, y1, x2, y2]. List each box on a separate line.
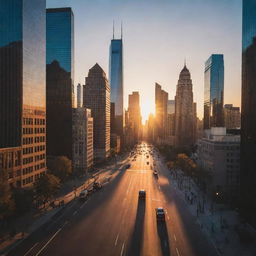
[0, 156, 71, 221]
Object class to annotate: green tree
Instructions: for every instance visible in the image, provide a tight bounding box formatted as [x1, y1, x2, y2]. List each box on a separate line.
[13, 188, 34, 215]
[34, 173, 60, 207]
[48, 156, 72, 181]
[0, 169, 15, 220]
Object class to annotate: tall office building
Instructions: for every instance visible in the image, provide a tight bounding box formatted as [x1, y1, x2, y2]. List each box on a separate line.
[155, 83, 168, 143]
[128, 92, 142, 142]
[0, 0, 46, 187]
[46, 8, 74, 160]
[72, 108, 93, 173]
[77, 83, 82, 108]
[109, 33, 123, 136]
[224, 104, 241, 129]
[175, 64, 195, 147]
[204, 54, 224, 129]
[84, 64, 110, 160]
[241, 0, 256, 227]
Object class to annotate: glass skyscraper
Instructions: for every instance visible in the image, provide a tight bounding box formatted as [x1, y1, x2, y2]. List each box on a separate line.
[109, 38, 124, 136]
[241, 0, 256, 227]
[0, 0, 46, 187]
[204, 54, 224, 129]
[46, 8, 74, 160]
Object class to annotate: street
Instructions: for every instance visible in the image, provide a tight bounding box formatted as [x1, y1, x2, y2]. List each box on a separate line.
[8, 142, 219, 256]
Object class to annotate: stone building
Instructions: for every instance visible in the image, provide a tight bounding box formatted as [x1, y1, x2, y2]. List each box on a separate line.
[174, 64, 196, 147]
[83, 63, 110, 161]
[224, 104, 241, 129]
[72, 108, 93, 173]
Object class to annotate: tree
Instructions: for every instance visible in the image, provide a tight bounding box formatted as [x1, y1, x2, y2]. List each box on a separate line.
[48, 156, 72, 181]
[34, 174, 60, 207]
[0, 169, 15, 220]
[13, 188, 34, 215]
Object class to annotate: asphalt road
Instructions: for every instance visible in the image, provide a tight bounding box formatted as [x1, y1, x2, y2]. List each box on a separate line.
[8, 142, 219, 256]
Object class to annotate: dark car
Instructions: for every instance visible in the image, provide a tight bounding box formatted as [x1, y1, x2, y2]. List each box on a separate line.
[139, 190, 146, 199]
[126, 164, 131, 169]
[155, 207, 165, 221]
[153, 171, 158, 178]
[93, 182, 102, 190]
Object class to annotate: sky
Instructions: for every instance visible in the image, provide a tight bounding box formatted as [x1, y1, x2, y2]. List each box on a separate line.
[47, 0, 242, 123]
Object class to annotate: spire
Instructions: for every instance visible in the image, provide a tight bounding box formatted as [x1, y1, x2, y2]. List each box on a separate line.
[113, 20, 115, 39]
[184, 57, 186, 67]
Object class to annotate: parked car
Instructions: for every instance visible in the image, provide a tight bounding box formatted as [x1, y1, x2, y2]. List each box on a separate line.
[153, 171, 158, 179]
[79, 190, 88, 201]
[126, 164, 131, 169]
[155, 207, 165, 221]
[138, 190, 146, 200]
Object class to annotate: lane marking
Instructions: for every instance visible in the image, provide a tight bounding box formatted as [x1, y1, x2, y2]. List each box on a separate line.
[176, 247, 181, 256]
[62, 221, 69, 228]
[174, 234, 177, 241]
[73, 210, 78, 216]
[115, 234, 119, 246]
[35, 228, 61, 256]
[24, 242, 39, 256]
[120, 242, 125, 256]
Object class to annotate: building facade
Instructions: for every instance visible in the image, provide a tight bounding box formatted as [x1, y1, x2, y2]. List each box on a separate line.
[241, 0, 256, 227]
[155, 83, 168, 143]
[77, 83, 82, 108]
[175, 65, 195, 147]
[84, 64, 110, 161]
[204, 54, 224, 129]
[224, 104, 241, 129]
[72, 108, 93, 173]
[197, 128, 240, 204]
[128, 92, 142, 143]
[109, 38, 123, 136]
[0, 0, 46, 188]
[46, 8, 74, 160]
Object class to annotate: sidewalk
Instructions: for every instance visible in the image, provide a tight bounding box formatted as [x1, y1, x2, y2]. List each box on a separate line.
[0, 153, 129, 255]
[169, 168, 256, 256]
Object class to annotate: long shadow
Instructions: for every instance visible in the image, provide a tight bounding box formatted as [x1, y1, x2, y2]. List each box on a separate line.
[159, 166, 219, 256]
[157, 221, 171, 256]
[127, 199, 145, 256]
[6, 165, 128, 256]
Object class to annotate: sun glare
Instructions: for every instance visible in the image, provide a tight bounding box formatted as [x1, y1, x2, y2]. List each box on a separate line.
[140, 100, 155, 124]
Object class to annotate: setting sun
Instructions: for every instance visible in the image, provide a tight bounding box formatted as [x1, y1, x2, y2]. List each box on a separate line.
[140, 100, 155, 124]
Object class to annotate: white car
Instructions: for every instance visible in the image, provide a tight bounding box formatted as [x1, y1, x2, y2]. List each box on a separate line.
[79, 190, 88, 200]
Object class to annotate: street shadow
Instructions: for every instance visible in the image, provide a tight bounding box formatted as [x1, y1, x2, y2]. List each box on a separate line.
[157, 221, 171, 256]
[126, 199, 146, 256]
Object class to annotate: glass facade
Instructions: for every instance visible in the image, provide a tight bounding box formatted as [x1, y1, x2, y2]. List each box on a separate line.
[46, 8, 74, 159]
[204, 54, 224, 129]
[0, 0, 46, 187]
[109, 39, 123, 135]
[241, 0, 256, 227]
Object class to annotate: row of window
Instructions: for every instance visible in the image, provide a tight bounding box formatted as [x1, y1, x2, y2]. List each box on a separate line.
[22, 170, 46, 186]
[35, 162, 45, 170]
[23, 118, 45, 126]
[23, 136, 45, 145]
[23, 128, 45, 135]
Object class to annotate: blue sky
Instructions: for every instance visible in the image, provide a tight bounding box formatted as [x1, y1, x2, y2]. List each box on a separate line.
[47, 0, 242, 121]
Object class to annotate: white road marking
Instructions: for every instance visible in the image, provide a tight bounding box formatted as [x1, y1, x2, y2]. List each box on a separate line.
[62, 221, 69, 228]
[120, 242, 125, 256]
[174, 234, 177, 241]
[176, 247, 181, 256]
[151, 198, 161, 202]
[35, 228, 62, 256]
[115, 234, 119, 246]
[73, 210, 78, 216]
[24, 242, 39, 256]
[158, 185, 161, 190]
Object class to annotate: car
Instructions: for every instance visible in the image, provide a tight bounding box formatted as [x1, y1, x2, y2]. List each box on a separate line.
[139, 190, 146, 199]
[155, 207, 165, 221]
[93, 182, 102, 190]
[147, 161, 149, 165]
[79, 190, 88, 200]
[153, 171, 158, 178]
[126, 164, 131, 169]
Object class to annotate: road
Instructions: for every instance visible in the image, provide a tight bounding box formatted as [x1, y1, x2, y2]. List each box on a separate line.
[8, 142, 218, 256]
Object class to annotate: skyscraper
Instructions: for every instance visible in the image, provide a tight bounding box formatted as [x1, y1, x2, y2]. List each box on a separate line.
[204, 54, 224, 129]
[109, 32, 124, 136]
[155, 83, 168, 143]
[0, 0, 46, 187]
[77, 83, 82, 108]
[128, 92, 142, 142]
[241, 0, 256, 227]
[84, 64, 110, 161]
[224, 104, 241, 129]
[46, 8, 74, 160]
[175, 64, 195, 147]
